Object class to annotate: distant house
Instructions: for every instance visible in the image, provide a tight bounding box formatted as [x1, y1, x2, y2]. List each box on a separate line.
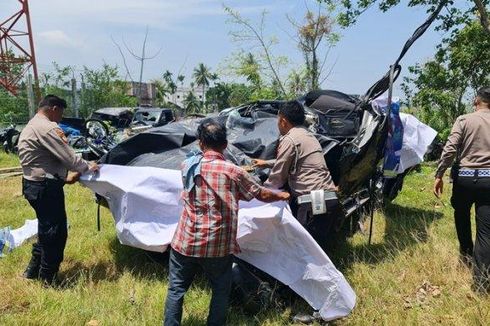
[126, 82, 205, 109]
[164, 86, 205, 108]
[126, 82, 157, 106]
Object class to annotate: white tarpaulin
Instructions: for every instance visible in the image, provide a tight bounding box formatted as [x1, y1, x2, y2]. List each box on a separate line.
[80, 165, 356, 321]
[372, 98, 438, 173]
[398, 113, 438, 173]
[1, 219, 38, 257]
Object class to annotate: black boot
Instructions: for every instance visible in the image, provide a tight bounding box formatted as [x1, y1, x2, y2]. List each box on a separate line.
[292, 311, 321, 324]
[39, 265, 61, 288]
[22, 256, 40, 280]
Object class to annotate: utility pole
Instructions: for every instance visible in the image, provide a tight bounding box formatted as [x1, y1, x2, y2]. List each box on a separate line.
[26, 73, 35, 117]
[80, 74, 86, 118]
[71, 77, 78, 118]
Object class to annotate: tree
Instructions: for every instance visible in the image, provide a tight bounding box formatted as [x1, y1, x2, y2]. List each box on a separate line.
[183, 91, 201, 114]
[288, 4, 339, 90]
[162, 70, 177, 94]
[325, 0, 490, 38]
[1, 63, 138, 122]
[288, 69, 308, 96]
[0, 87, 28, 123]
[192, 63, 213, 110]
[225, 6, 288, 95]
[177, 74, 185, 87]
[228, 83, 255, 106]
[79, 64, 137, 117]
[402, 21, 490, 138]
[152, 79, 169, 107]
[237, 52, 262, 89]
[206, 82, 233, 110]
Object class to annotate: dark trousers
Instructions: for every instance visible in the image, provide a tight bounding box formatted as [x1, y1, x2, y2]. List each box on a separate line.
[164, 249, 232, 326]
[451, 176, 490, 289]
[22, 178, 67, 279]
[291, 198, 342, 252]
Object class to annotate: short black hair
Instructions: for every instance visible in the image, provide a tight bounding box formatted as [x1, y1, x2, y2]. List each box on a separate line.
[279, 100, 305, 126]
[196, 118, 227, 149]
[477, 87, 490, 104]
[38, 94, 67, 109]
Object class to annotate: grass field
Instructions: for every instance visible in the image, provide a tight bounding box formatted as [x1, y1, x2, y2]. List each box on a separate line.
[1, 152, 489, 325]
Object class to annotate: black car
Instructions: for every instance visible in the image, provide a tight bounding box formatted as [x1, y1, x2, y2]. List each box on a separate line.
[131, 107, 174, 128]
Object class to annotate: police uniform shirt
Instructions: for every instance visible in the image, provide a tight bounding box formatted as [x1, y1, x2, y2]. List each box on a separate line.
[436, 108, 490, 178]
[18, 113, 89, 181]
[265, 126, 336, 196]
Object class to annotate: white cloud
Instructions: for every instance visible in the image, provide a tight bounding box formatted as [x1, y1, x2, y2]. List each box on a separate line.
[38, 30, 81, 48]
[31, 0, 275, 31]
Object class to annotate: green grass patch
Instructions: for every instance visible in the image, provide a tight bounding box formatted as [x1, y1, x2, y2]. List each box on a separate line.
[0, 152, 20, 168]
[1, 164, 489, 325]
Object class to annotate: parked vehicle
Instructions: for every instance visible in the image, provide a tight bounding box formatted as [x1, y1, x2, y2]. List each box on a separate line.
[0, 124, 20, 154]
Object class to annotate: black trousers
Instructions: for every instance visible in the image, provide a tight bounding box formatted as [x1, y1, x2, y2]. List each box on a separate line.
[290, 198, 342, 253]
[451, 176, 490, 288]
[22, 178, 67, 279]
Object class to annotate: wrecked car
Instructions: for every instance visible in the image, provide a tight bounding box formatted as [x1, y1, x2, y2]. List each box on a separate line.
[99, 91, 400, 230]
[60, 107, 175, 160]
[81, 4, 444, 320]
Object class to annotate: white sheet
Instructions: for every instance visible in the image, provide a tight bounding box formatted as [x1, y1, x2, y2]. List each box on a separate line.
[81, 165, 356, 321]
[398, 113, 437, 173]
[372, 98, 438, 173]
[1, 219, 38, 256]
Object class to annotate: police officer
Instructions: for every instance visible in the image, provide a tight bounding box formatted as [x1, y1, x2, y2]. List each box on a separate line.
[434, 87, 490, 291]
[18, 95, 98, 284]
[253, 100, 340, 251]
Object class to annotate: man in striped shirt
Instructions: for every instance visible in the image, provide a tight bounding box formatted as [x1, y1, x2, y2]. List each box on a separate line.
[164, 118, 290, 326]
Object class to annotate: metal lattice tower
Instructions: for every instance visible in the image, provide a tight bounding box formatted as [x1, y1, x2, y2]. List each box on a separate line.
[0, 0, 38, 95]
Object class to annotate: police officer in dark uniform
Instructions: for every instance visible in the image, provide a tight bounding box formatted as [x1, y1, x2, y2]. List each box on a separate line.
[434, 87, 490, 291]
[18, 95, 98, 284]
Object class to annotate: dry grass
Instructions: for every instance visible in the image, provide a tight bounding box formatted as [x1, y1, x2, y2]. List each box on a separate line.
[1, 152, 489, 325]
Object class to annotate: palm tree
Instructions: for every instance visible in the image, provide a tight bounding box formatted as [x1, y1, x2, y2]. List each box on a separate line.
[183, 91, 200, 114]
[152, 79, 168, 107]
[177, 74, 185, 87]
[162, 70, 177, 93]
[192, 63, 212, 110]
[240, 53, 261, 89]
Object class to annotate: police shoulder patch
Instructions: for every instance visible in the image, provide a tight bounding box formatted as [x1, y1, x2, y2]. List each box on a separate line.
[54, 128, 68, 144]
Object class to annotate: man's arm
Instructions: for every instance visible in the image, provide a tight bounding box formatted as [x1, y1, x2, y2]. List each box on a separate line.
[433, 117, 465, 198]
[435, 117, 465, 178]
[40, 127, 95, 174]
[264, 137, 295, 189]
[252, 159, 276, 169]
[236, 168, 289, 202]
[256, 187, 290, 202]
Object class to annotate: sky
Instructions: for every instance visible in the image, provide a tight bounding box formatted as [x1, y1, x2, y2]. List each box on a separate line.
[2, 0, 456, 96]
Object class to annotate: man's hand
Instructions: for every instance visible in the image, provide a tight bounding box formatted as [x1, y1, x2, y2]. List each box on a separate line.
[88, 161, 99, 172]
[257, 188, 290, 203]
[277, 191, 290, 201]
[65, 171, 81, 184]
[433, 177, 444, 198]
[252, 159, 269, 168]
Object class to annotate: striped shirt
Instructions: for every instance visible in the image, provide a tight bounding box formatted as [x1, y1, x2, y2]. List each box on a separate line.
[171, 150, 262, 257]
